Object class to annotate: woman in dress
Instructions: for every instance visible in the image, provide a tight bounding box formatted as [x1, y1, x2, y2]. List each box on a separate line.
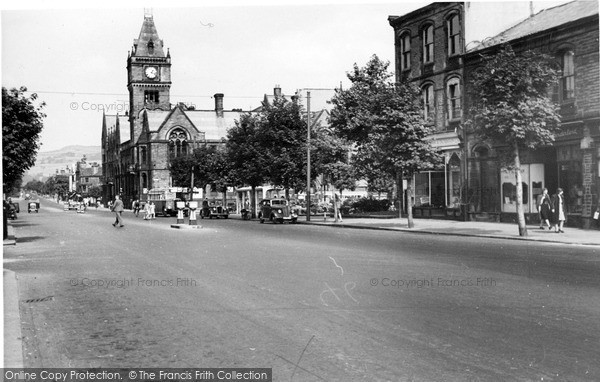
[551, 188, 566, 233]
[537, 188, 552, 230]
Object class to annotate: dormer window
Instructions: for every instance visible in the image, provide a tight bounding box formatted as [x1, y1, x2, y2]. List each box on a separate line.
[148, 40, 154, 55]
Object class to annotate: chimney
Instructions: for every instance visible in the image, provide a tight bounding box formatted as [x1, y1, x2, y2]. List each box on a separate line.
[274, 85, 282, 98]
[214, 93, 224, 117]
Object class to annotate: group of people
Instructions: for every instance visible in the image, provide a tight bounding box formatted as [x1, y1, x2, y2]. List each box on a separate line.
[537, 187, 567, 233]
[110, 196, 156, 228]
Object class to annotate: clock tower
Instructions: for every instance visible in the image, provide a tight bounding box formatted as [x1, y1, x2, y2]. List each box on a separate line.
[127, 12, 171, 124]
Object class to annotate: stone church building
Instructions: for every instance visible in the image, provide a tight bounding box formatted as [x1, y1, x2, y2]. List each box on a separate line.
[101, 13, 243, 206]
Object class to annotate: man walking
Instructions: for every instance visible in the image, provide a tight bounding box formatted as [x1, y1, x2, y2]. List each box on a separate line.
[111, 195, 125, 228]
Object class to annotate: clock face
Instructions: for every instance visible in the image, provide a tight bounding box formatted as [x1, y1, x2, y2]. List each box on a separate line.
[145, 66, 158, 79]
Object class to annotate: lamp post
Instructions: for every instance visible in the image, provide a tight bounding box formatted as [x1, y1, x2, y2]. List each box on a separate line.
[306, 91, 311, 222]
[301, 87, 338, 222]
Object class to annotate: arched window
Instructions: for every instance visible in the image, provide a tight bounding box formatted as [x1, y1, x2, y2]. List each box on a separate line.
[422, 84, 434, 121]
[399, 32, 411, 71]
[561, 50, 575, 100]
[447, 14, 461, 56]
[140, 146, 147, 164]
[422, 24, 434, 63]
[168, 128, 188, 158]
[446, 77, 461, 120]
[141, 173, 148, 189]
[148, 40, 154, 55]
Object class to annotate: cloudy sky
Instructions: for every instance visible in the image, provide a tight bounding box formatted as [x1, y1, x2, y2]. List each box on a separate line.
[2, 0, 571, 152]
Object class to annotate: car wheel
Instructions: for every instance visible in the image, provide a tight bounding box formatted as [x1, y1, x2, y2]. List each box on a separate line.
[278, 218, 284, 224]
[291, 218, 297, 224]
[260, 218, 264, 223]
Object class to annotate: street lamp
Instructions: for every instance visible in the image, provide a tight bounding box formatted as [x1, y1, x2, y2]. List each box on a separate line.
[301, 88, 337, 222]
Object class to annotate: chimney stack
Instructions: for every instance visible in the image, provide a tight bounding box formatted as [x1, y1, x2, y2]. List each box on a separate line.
[214, 93, 224, 117]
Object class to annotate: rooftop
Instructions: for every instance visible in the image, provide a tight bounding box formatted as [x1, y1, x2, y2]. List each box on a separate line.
[469, 0, 599, 52]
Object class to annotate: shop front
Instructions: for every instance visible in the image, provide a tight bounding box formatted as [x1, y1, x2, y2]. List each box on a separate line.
[412, 151, 464, 219]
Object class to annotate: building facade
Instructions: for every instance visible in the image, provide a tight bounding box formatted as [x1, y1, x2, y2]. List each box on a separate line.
[388, 2, 465, 213]
[464, 0, 599, 229]
[75, 155, 102, 196]
[389, 1, 599, 229]
[101, 13, 244, 207]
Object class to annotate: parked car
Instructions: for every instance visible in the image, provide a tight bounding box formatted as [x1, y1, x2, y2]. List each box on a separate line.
[200, 200, 229, 219]
[258, 198, 298, 224]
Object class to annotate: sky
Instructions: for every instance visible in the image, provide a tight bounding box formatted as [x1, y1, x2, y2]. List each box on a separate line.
[1, 0, 573, 152]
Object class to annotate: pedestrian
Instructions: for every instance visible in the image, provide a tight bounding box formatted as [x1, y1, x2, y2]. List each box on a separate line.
[594, 205, 600, 229]
[334, 193, 343, 222]
[551, 188, 566, 233]
[148, 201, 156, 219]
[537, 188, 552, 230]
[111, 195, 125, 228]
[133, 199, 141, 217]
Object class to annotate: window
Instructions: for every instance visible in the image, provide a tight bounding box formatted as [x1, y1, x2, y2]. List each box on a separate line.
[422, 25, 434, 63]
[400, 32, 411, 71]
[148, 40, 154, 55]
[141, 173, 148, 190]
[140, 146, 147, 164]
[561, 51, 575, 100]
[168, 129, 188, 158]
[422, 84, 434, 121]
[447, 78, 461, 120]
[145, 90, 159, 104]
[447, 14, 461, 56]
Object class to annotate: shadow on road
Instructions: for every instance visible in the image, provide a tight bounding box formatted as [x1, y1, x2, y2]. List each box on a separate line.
[17, 236, 46, 243]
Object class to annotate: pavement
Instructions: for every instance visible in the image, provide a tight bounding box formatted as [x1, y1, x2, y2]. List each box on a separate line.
[2, 202, 598, 366]
[298, 215, 600, 246]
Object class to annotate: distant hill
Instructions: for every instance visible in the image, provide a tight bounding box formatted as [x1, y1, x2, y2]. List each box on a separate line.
[24, 145, 101, 183]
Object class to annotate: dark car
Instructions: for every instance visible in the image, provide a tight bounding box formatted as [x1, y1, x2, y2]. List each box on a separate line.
[200, 200, 229, 219]
[258, 198, 298, 224]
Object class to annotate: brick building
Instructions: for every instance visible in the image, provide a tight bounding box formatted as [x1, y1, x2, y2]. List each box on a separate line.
[101, 13, 244, 207]
[388, 2, 466, 213]
[75, 155, 102, 196]
[464, 0, 599, 229]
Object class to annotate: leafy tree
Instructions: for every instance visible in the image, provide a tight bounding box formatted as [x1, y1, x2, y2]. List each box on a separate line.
[43, 175, 69, 200]
[87, 185, 102, 199]
[24, 180, 45, 194]
[2, 87, 46, 195]
[226, 113, 268, 217]
[330, 55, 442, 227]
[259, 97, 307, 197]
[169, 145, 232, 205]
[464, 45, 560, 236]
[311, 124, 357, 202]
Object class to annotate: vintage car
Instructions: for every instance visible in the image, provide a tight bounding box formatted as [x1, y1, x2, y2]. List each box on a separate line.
[258, 198, 298, 224]
[200, 200, 229, 219]
[28, 201, 39, 213]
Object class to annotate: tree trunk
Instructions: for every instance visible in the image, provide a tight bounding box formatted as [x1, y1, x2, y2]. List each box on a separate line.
[222, 186, 227, 210]
[397, 172, 403, 219]
[333, 189, 339, 223]
[407, 175, 414, 228]
[513, 143, 528, 237]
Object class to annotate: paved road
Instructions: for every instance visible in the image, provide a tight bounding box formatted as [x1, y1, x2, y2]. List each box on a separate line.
[4, 200, 600, 381]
